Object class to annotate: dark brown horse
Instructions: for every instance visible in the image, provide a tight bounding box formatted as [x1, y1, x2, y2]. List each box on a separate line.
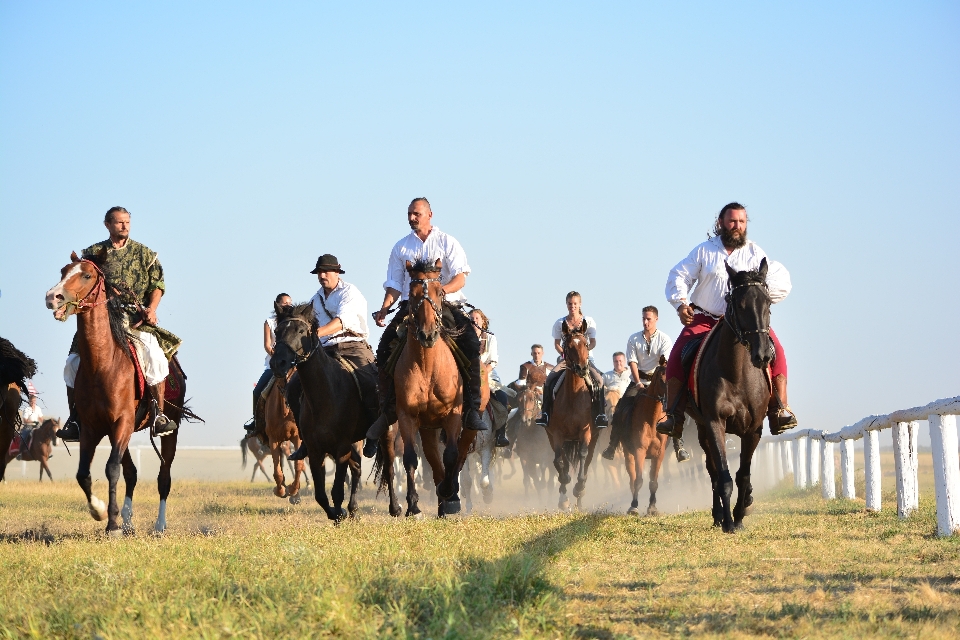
[5, 418, 61, 481]
[46, 253, 186, 535]
[544, 320, 599, 510]
[511, 369, 553, 499]
[390, 259, 476, 518]
[689, 259, 774, 532]
[618, 358, 669, 516]
[0, 338, 36, 483]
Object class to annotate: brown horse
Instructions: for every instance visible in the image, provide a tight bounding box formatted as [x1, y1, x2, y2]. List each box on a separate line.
[544, 320, 599, 510]
[511, 369, 553, 499]
[240, 434, 271, 481]
[391, 259, 477, 518]
[619, 358, 669, 516]
[5, 418, 61, 481]
[261, 373, 306, 503]
[45, 253, 187, 535]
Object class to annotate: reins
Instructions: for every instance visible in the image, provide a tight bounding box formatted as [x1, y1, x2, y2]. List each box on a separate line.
[61, 260, 109, 315]
[279, 316, 323, 364]
[723, 280, 771, 347]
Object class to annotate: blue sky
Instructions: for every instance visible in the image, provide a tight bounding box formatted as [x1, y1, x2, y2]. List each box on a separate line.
[1, 2, 957, 445]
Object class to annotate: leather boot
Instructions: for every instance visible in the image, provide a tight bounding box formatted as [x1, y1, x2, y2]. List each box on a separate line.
[56, 386, 80, 442]
[673, 437, 691, 462]
[656, 377, 686, 437]
[592, 390, 608, 428]
[462, 356, 487, 431]
[767, 374, 798, 435]
[495, 425, 510, 447]
[149, 381, 177, 437]
[288, 443, 308, 461]
[363, 370, 396, 458]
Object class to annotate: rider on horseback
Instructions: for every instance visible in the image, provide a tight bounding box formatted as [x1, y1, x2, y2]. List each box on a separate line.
[471, 308, 511, 448]
[657, 202, 798, 437]
[536, 291, 609, 429]
[287, 254, 380, 461]
[57, 206, 181, 442]
[363, 197, 487, 458]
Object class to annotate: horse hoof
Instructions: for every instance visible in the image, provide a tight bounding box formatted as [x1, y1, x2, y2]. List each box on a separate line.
[105, 528, 122, 539]
[443, 499, 461, 515]
[713, 520, 723, 528]
[289, 493, 301, 505]
[559, 497, 570, 511]
[406, 510, 424, 520]
[88, 496, 107, 521]
[274, 487, 286, 498]
[482, 491, 493, 505]
[646, 506, 659, 517]
[627, 506, 639, 516]
[573, 482, 585, 499]
[480, 475, 491, 489]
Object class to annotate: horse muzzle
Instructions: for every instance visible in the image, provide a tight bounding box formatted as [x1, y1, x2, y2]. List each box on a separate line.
[416, 329, 440, 348]
[750, 336, 776, 369]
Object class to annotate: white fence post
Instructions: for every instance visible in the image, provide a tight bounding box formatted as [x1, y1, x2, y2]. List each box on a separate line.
[808, 436, 821, 486]
[864, 429, 881, 511]
[892, 421, 918, 518]
[821, 441, 835, 499]
[908, 421, 919, 513]
[794, 436, 808, 488]
[764, 442, 775, 487]
[21, 460, 26, 476]
[135, 446, 142, 469]
[841, 438, 856, 499]
[774, 441, 784, 482]
[783, 440, 794, 476]
[929, 414, 960, 537]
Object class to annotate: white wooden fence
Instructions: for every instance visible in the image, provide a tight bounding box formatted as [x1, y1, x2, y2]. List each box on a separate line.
[761, 396, 960, 537]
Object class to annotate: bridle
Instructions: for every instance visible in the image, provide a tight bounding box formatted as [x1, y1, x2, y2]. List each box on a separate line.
[279, 316, 322, 365]
[562, 332, 590, 379]
[635, 365, 667, 408]
[407, 274, 444, 342]
[724, 280, 771, 347]
[61, 260, 108, 315]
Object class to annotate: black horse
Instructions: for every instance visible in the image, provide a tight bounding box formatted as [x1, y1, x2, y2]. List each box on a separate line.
[688, 258, 775, 533]
[270, 303, 401, 521]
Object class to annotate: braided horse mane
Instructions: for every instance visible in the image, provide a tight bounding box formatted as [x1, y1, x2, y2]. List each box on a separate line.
[0, 337, 37, 397]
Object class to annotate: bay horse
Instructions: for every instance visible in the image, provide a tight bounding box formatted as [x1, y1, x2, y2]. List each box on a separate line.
[270, 303, 375, 522]
[618, 358, 670, 516]
[511, 370, 553, 499]
[390, 259, 476, 518]
[5, 418, 61, 481]
[45, 253, 186, 535]
[261, 372, 306, 504]
[545, 320, 599, 510]
[689, 258, 775, 532]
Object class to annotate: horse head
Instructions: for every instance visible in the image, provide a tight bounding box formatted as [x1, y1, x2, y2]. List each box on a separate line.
[406, 259, 444, 348]
[724, 257, 775, 369]
[647, 355, 669, 405]
[271, 302, 318, 378]
[518, 383, 542, 425]
[561, 319, 590, 378]
[46, 252, 106, 322]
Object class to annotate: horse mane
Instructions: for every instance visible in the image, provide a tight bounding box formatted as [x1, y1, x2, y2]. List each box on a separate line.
[102, 281, 143, 363]
[407, 259, 441, 274]
[0, 337, 38, 396]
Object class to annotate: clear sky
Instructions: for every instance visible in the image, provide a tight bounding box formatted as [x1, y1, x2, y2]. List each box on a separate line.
[1, 2, 957, 446]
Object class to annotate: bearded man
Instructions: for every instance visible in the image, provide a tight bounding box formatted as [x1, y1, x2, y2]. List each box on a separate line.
[657, 202, 798, 437]
[57, 206, 181, 441]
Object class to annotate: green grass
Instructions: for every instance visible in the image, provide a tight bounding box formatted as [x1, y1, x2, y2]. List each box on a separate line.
[1, 480, 958, 638]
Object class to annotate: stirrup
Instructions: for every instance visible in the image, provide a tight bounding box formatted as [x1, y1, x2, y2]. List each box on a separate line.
[656, 413, 679, 436]
[673, 437, 691, 462]
[768, 408, 798, 436]
[594, 414, 608, 428]
[601, 444, 616, 461]
[535, 412, 548, 427]
[56, 419, 80, 443]
[495, 430, 510, 447]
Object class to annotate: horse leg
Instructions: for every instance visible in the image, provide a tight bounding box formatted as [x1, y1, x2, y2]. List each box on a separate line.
[120, 447, 138, 534]
[701, 422, 734, 533]
[104, 433, 130, 536]
[697, 427, 723, 527]
[480, 441, 493, 505]
[733, 430, 761, 528]
[383, 430, 402, 517]
[401, 429, 422, 518]
[460, 456, 473, 513]
[623, 451, 640, 515]
[437, 425, 462, 515]
[155, 429, 178, 534]
[269, 441, 286, 498]
[573, 428, 596, 504]
[554, 442, 571, 511]
[647, 440, 666, 516]
[329, 460, 348, 522]
[346, 447, 361, 517]
[286, 435, 303, 505]
[309, 455, 334, 519]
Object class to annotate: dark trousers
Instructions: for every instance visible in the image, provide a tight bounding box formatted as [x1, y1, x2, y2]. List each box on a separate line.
[541, 360, 605, 419]
[253, 368, 273, 415]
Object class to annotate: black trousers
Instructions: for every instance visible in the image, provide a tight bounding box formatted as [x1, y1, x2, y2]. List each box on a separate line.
[253, 368, 273, 415]
[541, 360, 605, 419]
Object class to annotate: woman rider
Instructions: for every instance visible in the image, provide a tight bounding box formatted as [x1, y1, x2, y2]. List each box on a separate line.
[249, 293, 292, 435]
[471, 308, 511, 447]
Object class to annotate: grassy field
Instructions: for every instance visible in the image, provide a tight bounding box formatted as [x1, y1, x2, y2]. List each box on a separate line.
[1, 474, 958, 639]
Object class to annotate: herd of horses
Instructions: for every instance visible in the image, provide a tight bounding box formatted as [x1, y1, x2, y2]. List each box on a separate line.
[1, 253, 777, 536]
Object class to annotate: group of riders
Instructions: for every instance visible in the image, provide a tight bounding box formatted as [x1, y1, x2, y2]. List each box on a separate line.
[53, 199, 799, 459]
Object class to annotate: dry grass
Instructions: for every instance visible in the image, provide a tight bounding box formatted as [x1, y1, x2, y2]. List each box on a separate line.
[1, 478, 958, 639]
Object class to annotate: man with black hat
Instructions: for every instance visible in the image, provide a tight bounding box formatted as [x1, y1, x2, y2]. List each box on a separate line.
[362, 197, 486, 459]
[288, 254, 380, 461]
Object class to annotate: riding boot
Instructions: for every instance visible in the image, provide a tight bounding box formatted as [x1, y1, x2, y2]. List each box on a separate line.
[536, 377, 555, 427]
[56, 386, 81, 442]
[673, 437, 691, 462]
[495, 425, 510, 447]
[363, 370, 396, 458]
[767, 374, 798, 435]
[149, 381, 177, 437]
[288, 443, 308, 461]
[601, 410, 623, 460]
[462, 356, 487, 431]
[656, 377, 686, 438]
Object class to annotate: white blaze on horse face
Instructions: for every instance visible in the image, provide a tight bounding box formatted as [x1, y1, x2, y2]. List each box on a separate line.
[572, 338, 580, 345]
[46, 262, 83, 320]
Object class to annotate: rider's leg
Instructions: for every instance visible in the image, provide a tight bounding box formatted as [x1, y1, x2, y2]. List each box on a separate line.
[364, 309, 405, 457]
[589, 363, 608, 428]
[767, 328, 797, 434]
[536, 366, 563, 426]
[656, 377, 686, 437]
[450, 305, 486, 432]
[492, 389, 510, 447]
[56, 353, 81, 441]
[656, 319, 711, 436]
[251, 368, 272, 436]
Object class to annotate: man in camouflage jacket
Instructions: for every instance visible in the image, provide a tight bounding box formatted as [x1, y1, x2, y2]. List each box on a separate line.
[57, 206, 181, 441]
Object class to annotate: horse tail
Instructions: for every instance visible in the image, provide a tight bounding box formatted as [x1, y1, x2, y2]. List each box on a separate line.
[240, 437, 248, 468]
[371, 432, 391, 496]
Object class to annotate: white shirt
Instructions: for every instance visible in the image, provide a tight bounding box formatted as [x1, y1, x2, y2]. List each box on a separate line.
[310, 279, 369, 346]
[384, 227, 471, 303]
[480, 333, 499, 369]
[264, 316, 277, 369]
[666, 236, 792, 317]
[20, 404, 43, 425]
[626, 329, 673, 376]
[602, 369, 632, 396]
[551, 316, 598, 341]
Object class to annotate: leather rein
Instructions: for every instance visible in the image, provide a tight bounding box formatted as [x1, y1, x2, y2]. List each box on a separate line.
[723, 280, 771, 347]
[279, 316, 323, 365]
[407, 275, 444, 338]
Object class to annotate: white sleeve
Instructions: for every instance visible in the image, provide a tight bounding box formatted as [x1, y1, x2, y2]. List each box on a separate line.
[444, 235, 471, 277]
[625, 335, 639, 364]
[485, 334, 499, 369]
[666, 245, 702, 310]
[551, 319, 563, 340]
[766, 260, 792, 304]
[334, 285, 368, 334]
[585, 317, 597, 340]
[383, 241, 405, 293]
[657, 334, 674, 360]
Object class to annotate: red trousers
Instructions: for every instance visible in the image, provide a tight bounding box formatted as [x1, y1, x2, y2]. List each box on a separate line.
[665, 314, 787, 382]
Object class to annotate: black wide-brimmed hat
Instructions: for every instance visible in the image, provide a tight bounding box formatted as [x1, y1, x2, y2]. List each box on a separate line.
[310, 254, 345, 274]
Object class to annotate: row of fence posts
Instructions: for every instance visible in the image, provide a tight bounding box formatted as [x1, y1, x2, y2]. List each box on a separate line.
[760, 396, 960, 537]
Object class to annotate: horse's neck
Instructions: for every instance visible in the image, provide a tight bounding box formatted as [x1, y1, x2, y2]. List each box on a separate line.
[298, 348, 342, 410]
[563, 367, 588, 392]
[76, 304, 124, 374]
[715, 322, 753, 379]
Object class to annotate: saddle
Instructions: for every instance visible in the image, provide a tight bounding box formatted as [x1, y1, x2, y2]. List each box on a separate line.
[686, 321, 772, 409]
[7, 427, 32, 458]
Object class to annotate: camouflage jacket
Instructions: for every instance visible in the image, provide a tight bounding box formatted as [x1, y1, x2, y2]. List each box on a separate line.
[79, 239, 181, 359]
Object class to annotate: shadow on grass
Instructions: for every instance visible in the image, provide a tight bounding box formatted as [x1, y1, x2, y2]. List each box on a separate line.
[358, 515, 610, 638]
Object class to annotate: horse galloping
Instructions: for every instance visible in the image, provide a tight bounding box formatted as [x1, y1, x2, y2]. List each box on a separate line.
[545, 320, 600, 510]
[260, 371, 306, 503]
[6, 418, 61, 481]
[511, 369, 553, 499]
[45, 253, 187, 535]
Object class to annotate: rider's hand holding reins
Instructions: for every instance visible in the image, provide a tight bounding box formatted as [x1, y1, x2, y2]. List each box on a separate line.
[677, 303, 694, 326]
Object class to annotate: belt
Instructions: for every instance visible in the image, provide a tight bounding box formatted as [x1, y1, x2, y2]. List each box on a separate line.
[638, 370, 654, 381]
[692, 304, 722, 320]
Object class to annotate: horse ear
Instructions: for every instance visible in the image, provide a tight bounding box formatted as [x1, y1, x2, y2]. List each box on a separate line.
[659, 354, 667, 367]
[580, 319, 588, 333]
[434, 259, 442, 270]
[758, 257, 768, 279]
[725, 261, 737, 280]
[274, 300, 285, 317]
[70, 251, 80, 263]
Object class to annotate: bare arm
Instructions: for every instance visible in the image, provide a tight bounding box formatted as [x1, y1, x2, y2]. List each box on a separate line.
[316, 317, 344, 338]
[629, 361, 641, 385]
[263, 321, 274, 355]
[442, 272, 467, 295]
[143, 288, 162, 326]
[554, 338, 563, 356]
[587, 338, 597, 351]
[373, 287, 401, 327]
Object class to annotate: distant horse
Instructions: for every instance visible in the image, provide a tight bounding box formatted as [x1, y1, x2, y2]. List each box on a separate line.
[460, 363, 496, 512]
[544, 320, 599, 510]
[0, 337, 37, 482]
[390, 259, 476, 518]
[6, 418, 61, 481]
[689, 259, 775, 532]
[270, 303, 370, 522]
[511, 369, 554, 499]
[240, 434, 271, 482]
[46, 253, 188, 535]
[617, 358, 669, 516]
[260, 372, 306, 504]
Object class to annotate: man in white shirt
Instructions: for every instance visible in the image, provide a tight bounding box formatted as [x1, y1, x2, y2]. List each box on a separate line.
[601, 306, 690, 462]
[657, 202, 798, 437]
[363, 197, 486, 458]
[288, 254, 380, 461]
[602, 353, 631, 397]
